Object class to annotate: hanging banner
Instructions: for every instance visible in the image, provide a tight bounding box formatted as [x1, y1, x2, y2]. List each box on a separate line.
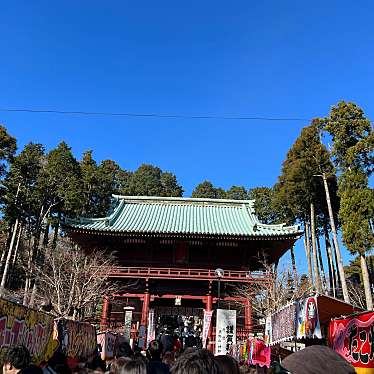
[264, 316, 272, 346]
[124, 310, 133, 343]
[97, 331, 116, 360]
[202, 310, 213, 348]
[270, 302, 296, 345]
[146, 309, 155, 345]
[215, 309, 236, 355]
[329, 311, 374, 374]
[250, 338, 271, 368]
[296, 296, 322, 339]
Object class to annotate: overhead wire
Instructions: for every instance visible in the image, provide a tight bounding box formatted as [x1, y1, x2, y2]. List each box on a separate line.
[0, 107, 312, 122]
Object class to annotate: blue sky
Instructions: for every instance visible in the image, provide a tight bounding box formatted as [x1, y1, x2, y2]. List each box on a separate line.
[1, 1, 373, 273]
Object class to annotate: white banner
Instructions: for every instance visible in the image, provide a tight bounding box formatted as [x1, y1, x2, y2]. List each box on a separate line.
[147, 309, 156, 345]
[202, 310, 213, 348]
[215, 309, 236, 355]
[124, 310, 133, 342]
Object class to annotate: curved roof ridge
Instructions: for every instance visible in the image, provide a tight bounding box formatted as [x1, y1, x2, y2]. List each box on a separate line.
[112, 194, 255, 206]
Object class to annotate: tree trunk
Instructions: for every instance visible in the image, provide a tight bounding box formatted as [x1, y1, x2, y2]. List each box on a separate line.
[290, 245, 298, 289]
[0, 219, 19, 293]
[29, 282, 37, 308]
[12, 225, 22, 266]
[322, 173, 350, 302]
[316, 235, 327, 293]
[52, 211, 61, 249]
[310, 203, 321, 292]
[323, 226, 336, 297]
[304, 221, 313, 287]
[360, 253, 373, 310]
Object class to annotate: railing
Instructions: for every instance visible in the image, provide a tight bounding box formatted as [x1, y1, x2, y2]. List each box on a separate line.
[109, 266, 269, 283]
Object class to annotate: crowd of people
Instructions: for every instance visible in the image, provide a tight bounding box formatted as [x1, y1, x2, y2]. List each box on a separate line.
[2, 342, 357, 374]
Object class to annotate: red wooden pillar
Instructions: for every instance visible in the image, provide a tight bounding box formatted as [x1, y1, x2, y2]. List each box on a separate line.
[206, 281, 214, 351]
[141, 291, 150, 327]
[244, 298, 253, 332]
[100, 296, 110, 331]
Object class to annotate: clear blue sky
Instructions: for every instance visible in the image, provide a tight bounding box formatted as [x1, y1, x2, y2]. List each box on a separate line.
[1, 1, 373, 272]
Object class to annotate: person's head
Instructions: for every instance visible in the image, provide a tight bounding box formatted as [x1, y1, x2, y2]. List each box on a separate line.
[146, 340, 163, 361]
[162, 352, 174, 367]
[110, 357, 131, 374]
[3, 346, 31, 374]
[120, 358, 147, 374]
[116, 342, 133, 359]
[171, 348, 221, 374]
[215, 355, 240, 374]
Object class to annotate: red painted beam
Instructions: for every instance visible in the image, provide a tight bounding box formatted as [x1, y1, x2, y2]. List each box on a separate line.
[113, 293, 247, 303]
[108, 266, 269, 284]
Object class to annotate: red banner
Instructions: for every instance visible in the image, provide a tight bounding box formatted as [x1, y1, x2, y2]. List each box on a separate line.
[202, 310, 213, 349]
[329, 311, 374, 373]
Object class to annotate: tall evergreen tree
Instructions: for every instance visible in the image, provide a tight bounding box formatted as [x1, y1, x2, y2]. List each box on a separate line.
[0, 125, 17, 179]
[226, 186, 248, 200]
[125, 164, 183, 197]
[248, 187, 278, 224]
[191, 181, 226, 199]
[318, 101, 374, 309]
[274, 123, 341, 295]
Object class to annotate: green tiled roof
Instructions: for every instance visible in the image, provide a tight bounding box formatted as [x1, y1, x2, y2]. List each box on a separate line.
[65, 195, 301, 237]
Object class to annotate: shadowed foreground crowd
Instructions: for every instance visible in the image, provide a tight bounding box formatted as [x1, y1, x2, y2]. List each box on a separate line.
[2, 342, 356, 374]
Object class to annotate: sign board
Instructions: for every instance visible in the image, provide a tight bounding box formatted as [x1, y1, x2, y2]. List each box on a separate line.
[329, 311, 374, 374]
[215, 309, 236, 355]
[0, 298, 56, 364]
[124, 311, 133, 343]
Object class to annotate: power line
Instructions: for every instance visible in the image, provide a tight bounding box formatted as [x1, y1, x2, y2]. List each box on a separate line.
[0, 107, 312, 122]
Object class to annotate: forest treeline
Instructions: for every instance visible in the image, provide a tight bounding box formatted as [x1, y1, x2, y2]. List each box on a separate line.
[0, 100, 373, 313]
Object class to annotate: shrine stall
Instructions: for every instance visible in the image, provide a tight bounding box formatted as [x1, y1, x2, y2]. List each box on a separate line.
[265, 294, 362, 347]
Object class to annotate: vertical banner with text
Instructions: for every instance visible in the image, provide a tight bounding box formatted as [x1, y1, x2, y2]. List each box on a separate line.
[215, 309, 236, 355]
[202, 310, 213, 348]
[146, 309, 156, 345]
[124, 310, 133, 343]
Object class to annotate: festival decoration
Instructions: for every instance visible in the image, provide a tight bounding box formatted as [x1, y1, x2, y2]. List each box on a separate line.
[270, 302, 296, 345]
[296, 296, 322, 339]
[329, 311, 374, 374]
[0, 298, 56, 364]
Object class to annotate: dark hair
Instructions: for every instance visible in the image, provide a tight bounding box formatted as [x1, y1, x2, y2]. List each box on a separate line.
[171, 348, 221, 374]
[147, 340, 163, 360]
[121, 358, 147, 374]
[116, 342, 134, 358]
[215, 355, 240, 374]
[5, 345, 31, 370]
